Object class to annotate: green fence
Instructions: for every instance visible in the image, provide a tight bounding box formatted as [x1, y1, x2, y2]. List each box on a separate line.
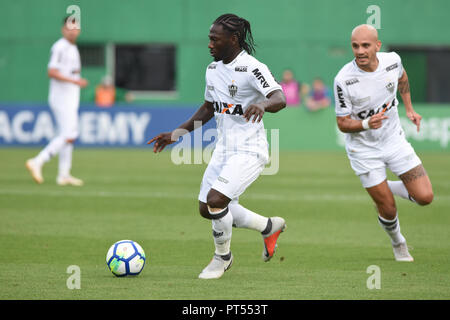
[1, 0, 450, 104]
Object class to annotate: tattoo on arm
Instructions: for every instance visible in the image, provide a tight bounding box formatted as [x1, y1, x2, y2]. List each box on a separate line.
[400, 164, 427, 183]
[398, 77, 410, 94]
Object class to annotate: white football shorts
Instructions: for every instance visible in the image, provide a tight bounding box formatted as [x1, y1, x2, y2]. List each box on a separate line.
[349, 139, 422, 188]
[198, 151, 266, 203]
[49, 97, 79, 140]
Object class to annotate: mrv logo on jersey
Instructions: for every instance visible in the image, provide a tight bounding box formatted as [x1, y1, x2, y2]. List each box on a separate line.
[252, 68, 270, 88]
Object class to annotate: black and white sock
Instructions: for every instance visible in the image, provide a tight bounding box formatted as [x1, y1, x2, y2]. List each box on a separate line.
[378, 214, 406, 245]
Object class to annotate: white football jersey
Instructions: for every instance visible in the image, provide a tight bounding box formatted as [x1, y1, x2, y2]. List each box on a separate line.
[204, 50, 281, 161]
[334, 52, 405, 152]
[48, 37, 81, 106]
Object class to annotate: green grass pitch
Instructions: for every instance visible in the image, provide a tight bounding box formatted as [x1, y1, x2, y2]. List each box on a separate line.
[1, 148, 449, 299]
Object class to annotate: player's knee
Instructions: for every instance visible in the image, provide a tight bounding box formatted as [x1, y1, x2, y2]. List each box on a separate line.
[206, 192, 229, 210]
[199, 202, 213, 220]
[415, 191, 434, 206]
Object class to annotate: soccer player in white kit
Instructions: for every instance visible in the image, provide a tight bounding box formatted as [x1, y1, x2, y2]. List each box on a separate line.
[334, 25, 434, 261]
[148, 14, 287, 279]
[26, 17, 88, 186]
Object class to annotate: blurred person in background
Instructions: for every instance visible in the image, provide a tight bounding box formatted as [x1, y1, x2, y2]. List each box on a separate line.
[306, 77, 331, 111]
[280, 69, 302, 107]
[95, 75, 116, 107]
[26, 16, 87, 186]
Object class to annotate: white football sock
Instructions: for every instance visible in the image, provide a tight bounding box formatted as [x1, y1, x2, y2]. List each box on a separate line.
[378, 214, 406, 245]
[58, 143, 73, 179]
[209, 206, 233, 256]
[387, 180, 416, 203]
[228, 203, 269, 233]
[34, 136, 66, 165]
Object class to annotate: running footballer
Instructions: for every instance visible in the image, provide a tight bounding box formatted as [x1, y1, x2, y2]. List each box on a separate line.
[334, 24, 434, 262]
[148, 14, 287, 279]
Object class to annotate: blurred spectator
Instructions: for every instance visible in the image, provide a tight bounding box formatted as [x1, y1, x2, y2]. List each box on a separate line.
[280, 69, 301, 107]
[306, 77, 331, 111]
[95, 75, 116, 107]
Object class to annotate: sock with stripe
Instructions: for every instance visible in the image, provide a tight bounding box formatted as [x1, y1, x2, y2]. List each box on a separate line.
[387, 180, 416, 203]
[378, 214, 406, 245]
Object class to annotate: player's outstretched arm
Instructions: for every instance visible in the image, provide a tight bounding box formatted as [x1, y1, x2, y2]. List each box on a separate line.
[147, 101, 215, 153]
[243, 89, 286, 123]
[398, 70, 421, 132]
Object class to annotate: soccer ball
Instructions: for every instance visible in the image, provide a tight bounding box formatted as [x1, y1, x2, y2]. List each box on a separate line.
[106, 240, 146, 277]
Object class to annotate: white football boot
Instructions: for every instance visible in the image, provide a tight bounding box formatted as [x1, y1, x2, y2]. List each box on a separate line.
[262, 217, 286, 262]
[25, 159, 44, 184]
[393, 242, 414, 262]
[57, 175, 84, 186]
[198, 253, 233, 279]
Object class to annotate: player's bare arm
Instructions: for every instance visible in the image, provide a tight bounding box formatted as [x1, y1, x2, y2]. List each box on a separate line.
[147, 101, 215, 153]
[243, 89, 286, 123]
[48, 68, 88, 87]
[336, 112, 388, 133]
[398, 70, 421, 132]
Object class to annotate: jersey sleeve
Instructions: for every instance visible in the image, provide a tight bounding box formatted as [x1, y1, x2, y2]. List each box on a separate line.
[334, 78, 352, 117]
[48, 43, 63, 70]
[392, 51, 404, 79]
[204, 71, 214, 103]
[249, 62, 282, 97]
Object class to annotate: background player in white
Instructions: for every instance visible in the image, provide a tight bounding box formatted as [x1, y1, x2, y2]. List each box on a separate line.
[149, 14, 287, 279]
[334, 25, 434, 261]
[26, 17, 88, 186]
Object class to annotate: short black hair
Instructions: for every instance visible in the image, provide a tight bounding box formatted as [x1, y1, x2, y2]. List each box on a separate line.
[213, 14, 256, 55]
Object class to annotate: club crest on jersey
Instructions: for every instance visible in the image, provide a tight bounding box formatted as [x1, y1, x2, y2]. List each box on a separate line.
[228, 80, 238, 98]
[386, 82, 395, 93]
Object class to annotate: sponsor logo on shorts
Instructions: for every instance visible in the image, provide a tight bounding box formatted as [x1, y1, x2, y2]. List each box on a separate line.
[218, 176, 229, 184]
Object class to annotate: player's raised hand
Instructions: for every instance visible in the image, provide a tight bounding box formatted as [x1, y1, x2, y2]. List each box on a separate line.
[147, 132, 175, 153]
[243, 104, 265, 123]
[406, 110, 422, 132]
[368, 112, 388, 129]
